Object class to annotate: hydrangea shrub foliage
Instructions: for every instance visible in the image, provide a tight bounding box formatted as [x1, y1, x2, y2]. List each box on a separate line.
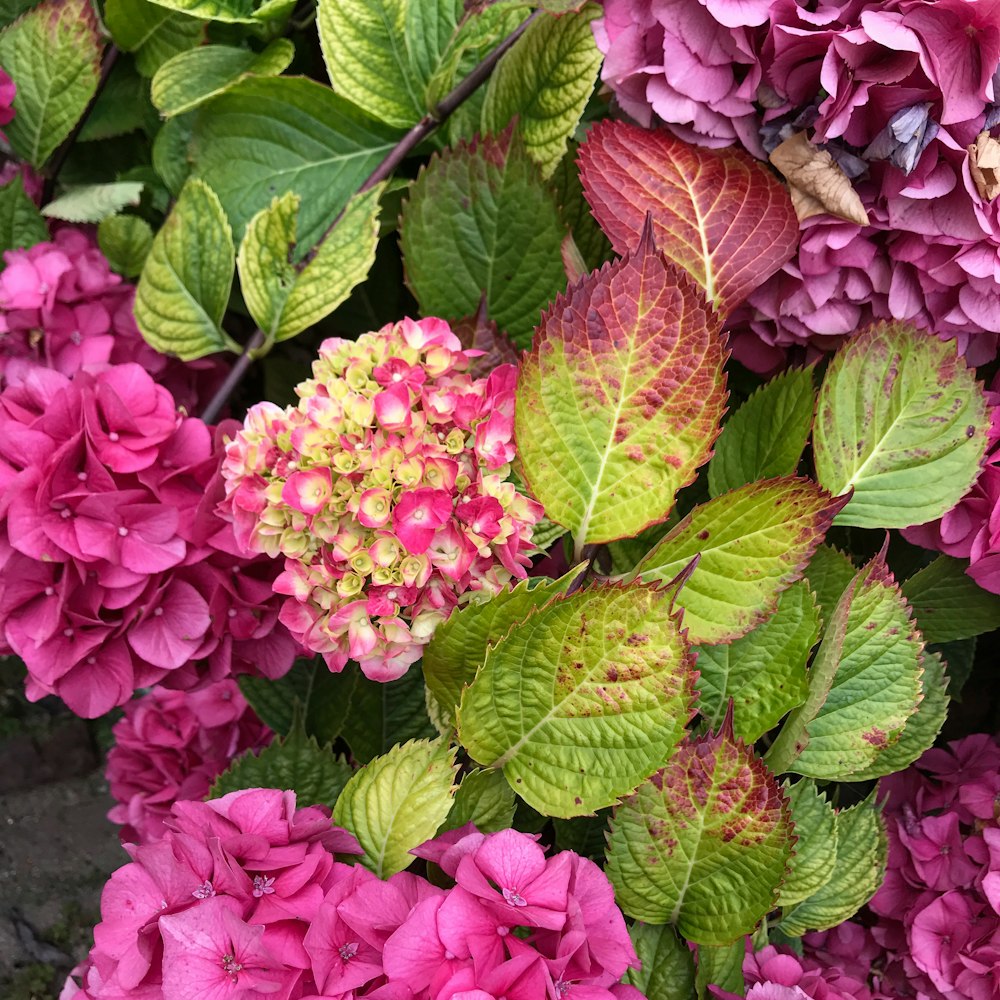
[0, 2, 998, 999]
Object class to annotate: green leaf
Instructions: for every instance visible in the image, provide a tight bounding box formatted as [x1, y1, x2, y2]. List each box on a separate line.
[422, 568, 582, 728]
[625, 923, 697, 1000]
[606, 725, 794, 945]
[0, 0, 41, 28]
[134, 177, 239, 361]
[237, 184, 383, 342]
[191, 76, 401, 250]
[549, 142, 613, 271]
[340, 668, 437, 764]
[766, 551, 924, 779]
[695, 582, 818, 742]
[481, 5, 602, 180]
[0, 175, 48, 254]
[708, 367, 816, 498]
[902, 555, 1000, 643]
[777, 779, 838, 908]
[98, 214, 154, 277]
[814, 322, 990, 528]
[142, 0, 261, 23]
[635, 478, 845, 646]
[210, 723, 353, 810]
[0, 0, 101, 167]
[333, 738, 458, 878]
[849, 651, 949, 780]
[516, 230, 727, 547]
[152, 114, 193, 196]
[442, 767, 516, 834]
[803, 545, 856, 624]
[238, 659, 315, 736]
[695, 940, 746, 1000]
[77, 61, 153, 142]
[457, 581, 696, 817]
[552, 811, 609, 857]
[931, 636, 975, 700]
[317, 0, 422, 128]
[42, 182, 144, 223]
[399, 128, 567, 347]
[778, 794, 887, 936]
[104, 0, 204, 78]
[152, 40, 294, 117]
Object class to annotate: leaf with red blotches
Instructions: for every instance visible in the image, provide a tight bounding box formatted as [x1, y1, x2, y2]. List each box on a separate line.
[515, 228, 728, 548]
[606, 722, 794, 944]
[577, 120, 798, 312]
[765, 549, 924, 780]
[451, 302, 520, 378]
[633, 477, 848, 645]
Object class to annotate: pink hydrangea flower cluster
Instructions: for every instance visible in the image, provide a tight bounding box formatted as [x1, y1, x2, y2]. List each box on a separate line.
[0, 227, 225, 412]
[594, 0, 1000, 371]
[0, 66, 15, 139]
[222, 316, 544, 682]
[63, 790, 644, 1000]
[801, 733, 1000, 1000]
[105, 679, 273, 845]
[0, 361, 297, 717]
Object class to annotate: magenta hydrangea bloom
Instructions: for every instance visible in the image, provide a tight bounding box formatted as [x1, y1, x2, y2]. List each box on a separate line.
[0, 362, 296, 716]
[222, 317, 543, 682]
[105, 680, 273, 844]
[0, 65, 15, 139]
[65, 804, 643, 999]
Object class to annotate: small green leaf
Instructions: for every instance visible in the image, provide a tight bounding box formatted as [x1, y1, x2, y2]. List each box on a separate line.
[708, 367, 816, 498]
[98, 215, 154, 278]
[422, 567, 582, 728]
[42, 182, 144, 223]
[625, 923, 697, 1000]
[814, 322, 990, 528]
[191, 76, 401, 250]
[134, 177, 239, 361]
[400, 128, 567, 347]
[902, 555, 1000, 643]
[458, 581, 696, 818]
[0, 175, 48, 254]
[0, 0, 101, 167]
[442, 767, 516, 834]
[237, 184, 384, 342]
[210, 723, 353, 810]
[481, 5, 602, 179]
[606, 726, 794, 945]
[695, 582, 818, 742]
[152, 40, 294, 117]
[516, 230, 727, 547]
[104, 0, 204, 78]
[142, 0, 259, 23]
[778, 794, 887, 936]
[695, 940, 746, 1000]
[778, 779, 838, 907]
[635, 478, 845, 646]
[333, 738, 458, 878]
[767, 551, 924, 779]
[803, 545, 856, 624]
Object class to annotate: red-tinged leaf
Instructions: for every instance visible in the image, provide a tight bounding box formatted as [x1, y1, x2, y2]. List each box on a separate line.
[515, 227, 728, 548]
[606, 720, 794, 944]
[451, 302, 520, 378]
[577, 120, 799, 313]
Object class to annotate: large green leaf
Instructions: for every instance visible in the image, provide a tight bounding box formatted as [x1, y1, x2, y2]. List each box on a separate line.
[708, 367, 816, 498]
[635, 478, 845, 646]
[481, 5, 602, 179]
[442, 767, 516, 834]
[766, 551, 924, 779]
[695, 582, 818, 742]
[151, 40, 294, 117]
[399, 128, 567, 347]
[0, 175, 48, 255]
[814, 322, 989, 528]
[625, 923, 697, 1000]
[902, 555, 1000, 643]
[516, 231, 727, 548]
[190, 76, 401, 250]
[134, 178, 239, 361]
[803, 544, 856, 624]
[777, 779, 838, 908]
[333, 738, 458, 878]
[0, 0, 101, 167]
[577, 119, 798, 312]
[777, 794, 887, 936]
[607, 726, 794, 945]
[458, 581, 696, 817]
[422, 568, 581, 727]
[237, 185, 383, 342]
[104, 0, 204, 78]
